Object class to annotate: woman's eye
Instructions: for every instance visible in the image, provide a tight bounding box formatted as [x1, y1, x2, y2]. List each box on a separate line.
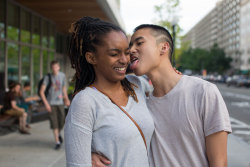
[111, 54, 118, 57]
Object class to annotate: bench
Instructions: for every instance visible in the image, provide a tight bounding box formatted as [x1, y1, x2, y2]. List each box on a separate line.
[0, 114, 17, 128]
[0, 106, 18, 129]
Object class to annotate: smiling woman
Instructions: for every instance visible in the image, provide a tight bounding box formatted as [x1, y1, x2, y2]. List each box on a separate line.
[64, 16, 154, 167]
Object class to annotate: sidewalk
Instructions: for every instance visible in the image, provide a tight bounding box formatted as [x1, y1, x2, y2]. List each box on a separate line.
[0, 120, 66, 167]
[0, 120, 250, 167]
[228, 135, 250, 167]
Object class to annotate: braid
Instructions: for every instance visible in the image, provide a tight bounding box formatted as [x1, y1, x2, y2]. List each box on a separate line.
[68, 16, 138, 102]
[121, 78, 138, 103]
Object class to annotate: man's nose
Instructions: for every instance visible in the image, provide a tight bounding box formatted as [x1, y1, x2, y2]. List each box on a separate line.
[129, 45, 136, 55]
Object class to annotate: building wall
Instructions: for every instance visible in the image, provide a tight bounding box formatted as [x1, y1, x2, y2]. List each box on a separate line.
[182, 0, 242, 71]
[240, 0, 250, 71]
[0, 0, 56, 94]
[0, 0, 125, 96]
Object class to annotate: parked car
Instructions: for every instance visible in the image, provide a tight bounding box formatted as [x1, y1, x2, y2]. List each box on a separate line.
[236, 77, 250, 87]
[226, 75, 240, 87]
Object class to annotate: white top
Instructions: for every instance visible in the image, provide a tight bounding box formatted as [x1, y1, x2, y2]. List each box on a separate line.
[64, 75, 154, 167]
[148, 75, 232, 167]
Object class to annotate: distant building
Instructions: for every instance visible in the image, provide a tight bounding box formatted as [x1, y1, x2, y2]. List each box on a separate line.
[182, 0, 243, 72]
[240, 0, 250, 72]
[0, 0, 125, 95]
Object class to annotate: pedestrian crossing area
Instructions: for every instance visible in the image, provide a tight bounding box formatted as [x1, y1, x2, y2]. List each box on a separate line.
[231, 117, 250, 144]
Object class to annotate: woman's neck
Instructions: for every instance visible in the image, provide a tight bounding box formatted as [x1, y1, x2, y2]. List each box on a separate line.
[92, 79, 123, 95]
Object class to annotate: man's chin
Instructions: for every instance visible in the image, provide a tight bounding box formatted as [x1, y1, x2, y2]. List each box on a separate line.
[134, 68, 146, 76]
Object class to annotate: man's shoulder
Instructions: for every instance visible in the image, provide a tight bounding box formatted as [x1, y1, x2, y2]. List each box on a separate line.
[58, 72, 65, 77]
[184, 75, 215, 89]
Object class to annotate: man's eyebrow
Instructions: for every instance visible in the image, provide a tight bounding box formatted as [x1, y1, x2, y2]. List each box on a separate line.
[129, 36, 144, 48]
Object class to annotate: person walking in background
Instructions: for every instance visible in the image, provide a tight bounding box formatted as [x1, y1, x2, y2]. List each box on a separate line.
[40, 60, 70, 150]
[2, 82, 30, 134]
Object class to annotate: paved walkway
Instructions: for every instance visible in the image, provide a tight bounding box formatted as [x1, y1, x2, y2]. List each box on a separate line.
[0, 120, 250, 167]
[0, 121, 66, 167]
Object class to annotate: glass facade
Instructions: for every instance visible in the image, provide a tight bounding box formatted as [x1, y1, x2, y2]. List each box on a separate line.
[0, 42, 4, 90]
[32, 49, 40, 93]
[1, 0, 56, 94]
[7, 2, 19, 41]
[21, 46, 30, 85]
[21, 10, 31, 43]
[32, 16, 40, 45]
[7, 42, 18, 83]
[43, 50, 48, 75]
[0, 0, 5, 39]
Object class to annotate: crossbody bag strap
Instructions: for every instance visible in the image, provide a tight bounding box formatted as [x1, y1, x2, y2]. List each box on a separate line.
[90, 86, 147, 149]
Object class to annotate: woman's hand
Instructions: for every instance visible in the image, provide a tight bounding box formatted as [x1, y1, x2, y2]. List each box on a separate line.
[173, 67, 182, 75]
[92, 153, 111, 167]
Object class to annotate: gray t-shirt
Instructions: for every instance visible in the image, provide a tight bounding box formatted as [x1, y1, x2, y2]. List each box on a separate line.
[64, 75, 155, 167]
[148, 75, 232, 167]
[42, 72, 66, 105]
[138, 75, 153, 94]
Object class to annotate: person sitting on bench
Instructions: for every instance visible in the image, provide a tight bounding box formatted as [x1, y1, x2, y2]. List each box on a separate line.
[2, 82, 30, 134]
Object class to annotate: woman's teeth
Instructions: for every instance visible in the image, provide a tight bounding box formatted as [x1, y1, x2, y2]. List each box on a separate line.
[115, 67, 126, 71]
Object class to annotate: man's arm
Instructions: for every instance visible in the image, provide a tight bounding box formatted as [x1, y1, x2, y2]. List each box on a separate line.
[40, 85, 51, 112]
[25, 96, 40, 102]
[63, 86, 70, 106]
[11, 100, 25, 112]
[206, 131, 228, 167]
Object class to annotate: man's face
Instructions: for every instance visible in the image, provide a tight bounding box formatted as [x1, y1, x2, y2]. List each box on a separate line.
[51, 63, 60, 74]
[129, 28, 161, 76]
[14, 85, 21, 93]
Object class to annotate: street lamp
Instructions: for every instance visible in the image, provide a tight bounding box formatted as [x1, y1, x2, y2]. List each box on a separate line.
[171, 16, 178, 67]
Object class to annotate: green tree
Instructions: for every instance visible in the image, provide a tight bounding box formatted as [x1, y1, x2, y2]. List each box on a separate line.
[154, 0, 182, 66]
[154, 0, 181, 34]
[208, 44, 232, 74]
[179, 44, 231, 74]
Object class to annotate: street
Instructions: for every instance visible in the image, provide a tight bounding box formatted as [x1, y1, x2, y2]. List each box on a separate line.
[217, 83, 250, 144]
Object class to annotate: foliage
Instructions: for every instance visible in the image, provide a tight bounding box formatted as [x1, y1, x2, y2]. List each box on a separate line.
[154, 0, 181, 38]
[178, 44, 232, 74]
[154, 0, 182, 66]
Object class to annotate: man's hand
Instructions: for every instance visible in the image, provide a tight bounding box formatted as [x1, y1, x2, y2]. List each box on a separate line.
[45, 104, 52, 112]
[173, 67, 182, 75]
[92, 153, 111, 167]
[64, 98, 70, 107]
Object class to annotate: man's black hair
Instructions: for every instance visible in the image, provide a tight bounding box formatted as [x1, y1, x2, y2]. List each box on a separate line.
[134, 24, 174, 60]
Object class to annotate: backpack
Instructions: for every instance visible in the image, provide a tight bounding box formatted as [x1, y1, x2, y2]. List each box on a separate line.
[38, 74, 52, 98]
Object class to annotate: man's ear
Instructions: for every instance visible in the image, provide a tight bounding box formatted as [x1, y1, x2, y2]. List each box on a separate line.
[160, 42, 170, 55]
[85, 52, 97, 65]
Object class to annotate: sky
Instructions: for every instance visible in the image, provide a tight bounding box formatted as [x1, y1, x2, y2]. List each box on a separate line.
[120, 0, 219, 35]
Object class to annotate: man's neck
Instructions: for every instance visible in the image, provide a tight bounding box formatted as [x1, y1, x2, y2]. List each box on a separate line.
[147, 60, 182, 97]
[52, 71, 59, 76]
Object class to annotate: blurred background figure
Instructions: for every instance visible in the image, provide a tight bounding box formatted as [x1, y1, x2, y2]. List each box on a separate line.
[2, 82, 30, 134]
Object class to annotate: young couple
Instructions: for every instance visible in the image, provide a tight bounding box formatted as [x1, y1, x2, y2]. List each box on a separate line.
[65, 16, 231, 167]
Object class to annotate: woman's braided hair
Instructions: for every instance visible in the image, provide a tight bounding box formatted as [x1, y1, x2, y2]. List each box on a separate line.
[68, 16, 138, 102]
